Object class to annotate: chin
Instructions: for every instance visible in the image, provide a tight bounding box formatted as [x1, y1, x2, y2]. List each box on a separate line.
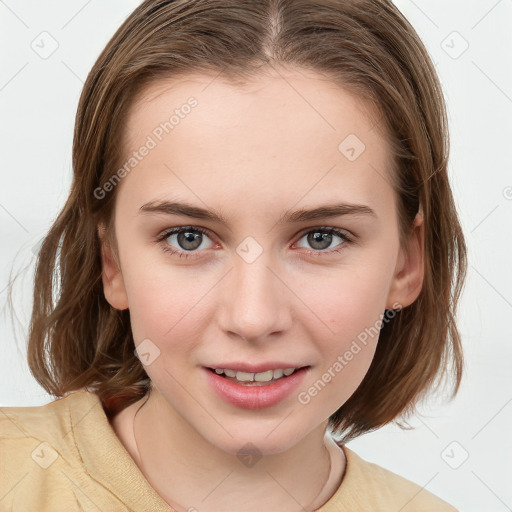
[198, 419, 310, 457]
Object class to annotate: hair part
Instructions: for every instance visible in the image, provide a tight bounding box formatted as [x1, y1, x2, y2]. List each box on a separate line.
[17, 0, 467, 442]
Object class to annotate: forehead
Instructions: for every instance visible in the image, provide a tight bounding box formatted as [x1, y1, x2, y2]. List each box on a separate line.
[126, 68, 384, 143]
[117, 68, 394, 217]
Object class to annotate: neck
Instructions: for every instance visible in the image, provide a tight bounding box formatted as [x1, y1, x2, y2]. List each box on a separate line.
[128, 390, 346, 511]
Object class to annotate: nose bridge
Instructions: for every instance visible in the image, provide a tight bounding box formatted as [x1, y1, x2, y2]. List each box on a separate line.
[219, 242, 291, 341]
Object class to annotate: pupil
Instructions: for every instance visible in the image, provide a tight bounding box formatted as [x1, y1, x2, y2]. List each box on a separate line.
[309, 232, 331, 250]
[178, 231, 201, 250]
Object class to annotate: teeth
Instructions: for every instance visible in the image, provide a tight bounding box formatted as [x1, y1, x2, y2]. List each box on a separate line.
[213, 367, 298, 382]
[273, 369, 284, 379]
[254, 370, 273, 382]
[236, 371, 254, 382]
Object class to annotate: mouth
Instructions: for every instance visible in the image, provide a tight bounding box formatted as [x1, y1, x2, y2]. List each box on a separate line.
[204, 365, 311, 409]
[206, 366, 310, 386]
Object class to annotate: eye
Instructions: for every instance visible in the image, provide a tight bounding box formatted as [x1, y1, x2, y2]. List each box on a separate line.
[294, 227, 353, 255]
[157, 226, 215, 259]
[157, 225, 354, 260]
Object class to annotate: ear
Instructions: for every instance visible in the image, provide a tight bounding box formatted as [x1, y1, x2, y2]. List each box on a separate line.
[98, 223, 129, 310]
[386, 211, 425, 310]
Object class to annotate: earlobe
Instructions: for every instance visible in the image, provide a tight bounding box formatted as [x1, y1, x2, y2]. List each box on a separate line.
[98, 223, 129, 310]
[386, 212, 425, 310]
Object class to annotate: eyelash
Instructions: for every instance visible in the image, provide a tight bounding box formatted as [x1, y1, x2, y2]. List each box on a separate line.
[156, 225, 354, 260]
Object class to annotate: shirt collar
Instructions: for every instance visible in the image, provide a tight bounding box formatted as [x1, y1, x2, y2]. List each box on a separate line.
[68, 389, 172, 511]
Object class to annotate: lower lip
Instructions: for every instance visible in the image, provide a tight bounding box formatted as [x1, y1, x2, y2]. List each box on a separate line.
[204, 367, 309, 410]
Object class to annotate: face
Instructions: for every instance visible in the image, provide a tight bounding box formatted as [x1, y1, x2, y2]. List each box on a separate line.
[100, 66, 423, 456]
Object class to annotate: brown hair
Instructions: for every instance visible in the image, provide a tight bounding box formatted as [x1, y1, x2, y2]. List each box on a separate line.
[15, 0, 467, 442]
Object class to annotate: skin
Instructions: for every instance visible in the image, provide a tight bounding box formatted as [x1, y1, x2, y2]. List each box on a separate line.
[99, 65, 424, 511]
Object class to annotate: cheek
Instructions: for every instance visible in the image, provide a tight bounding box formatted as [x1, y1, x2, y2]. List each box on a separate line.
[119, 249, 204, 348]
[295, 265, 392, 405]
[302, 260, 393, 343]
[126, 275, 202, 390]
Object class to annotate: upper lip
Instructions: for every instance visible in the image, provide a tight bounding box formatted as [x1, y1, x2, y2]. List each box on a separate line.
[205, 362, 309, 373]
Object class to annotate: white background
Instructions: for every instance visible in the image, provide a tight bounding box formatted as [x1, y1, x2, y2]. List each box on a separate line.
[0, 1, 511, 511]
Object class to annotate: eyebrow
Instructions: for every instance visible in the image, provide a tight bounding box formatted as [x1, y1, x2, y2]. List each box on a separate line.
[139, 200, 377, 225]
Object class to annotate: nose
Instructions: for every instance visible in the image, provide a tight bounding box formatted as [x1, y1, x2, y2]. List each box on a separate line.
[217, 248, 293, 343]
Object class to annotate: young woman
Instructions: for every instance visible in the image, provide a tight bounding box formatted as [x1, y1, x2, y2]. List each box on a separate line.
[0, 0, 467, 510]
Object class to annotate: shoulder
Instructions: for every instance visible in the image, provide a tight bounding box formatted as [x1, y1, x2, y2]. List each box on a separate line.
[0, 389, 98, 447]
[0, 390, 102, 509]
[0, 389, 101, 460]
[337, 446, 458, 511]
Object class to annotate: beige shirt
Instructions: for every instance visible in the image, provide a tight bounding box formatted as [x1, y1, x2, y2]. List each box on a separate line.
[0, 390, 457, 511]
